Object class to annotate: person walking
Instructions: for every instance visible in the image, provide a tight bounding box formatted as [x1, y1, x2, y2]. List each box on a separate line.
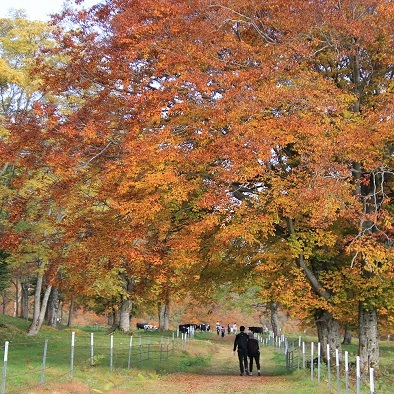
[247, 332, 261, 376]
[233, 325, 249, 376]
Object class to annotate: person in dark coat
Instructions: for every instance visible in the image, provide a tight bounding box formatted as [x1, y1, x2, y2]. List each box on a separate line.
[247, 332, 261, 376]
[233, 325, 249, 376]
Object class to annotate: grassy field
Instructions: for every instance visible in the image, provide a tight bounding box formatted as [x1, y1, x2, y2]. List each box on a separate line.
[0, 314, 393, 393]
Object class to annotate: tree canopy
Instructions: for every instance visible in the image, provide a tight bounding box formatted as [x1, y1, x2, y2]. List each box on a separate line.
[0, 0, 393, 373]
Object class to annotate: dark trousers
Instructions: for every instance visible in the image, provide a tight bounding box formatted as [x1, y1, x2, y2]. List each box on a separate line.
[248, 352, 260, 372]
[237, 349, 248, 373]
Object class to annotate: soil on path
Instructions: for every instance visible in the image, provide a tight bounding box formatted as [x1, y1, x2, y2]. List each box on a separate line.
[128, 334, 322, 394]
[161, 334, 279, 394]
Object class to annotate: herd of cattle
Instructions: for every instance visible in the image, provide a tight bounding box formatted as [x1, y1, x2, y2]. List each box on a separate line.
[178, 323, 211, 333]
[136, 322, 267, 334]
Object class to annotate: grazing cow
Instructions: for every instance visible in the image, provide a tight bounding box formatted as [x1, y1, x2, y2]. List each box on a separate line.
[248, 326, 264, 334]
[145, 324, 158, 331]
[179, 323, 197, 333]
[136, 323, 158, 330]
[136, 322, 148, 329]
[196, 323, 210, 332]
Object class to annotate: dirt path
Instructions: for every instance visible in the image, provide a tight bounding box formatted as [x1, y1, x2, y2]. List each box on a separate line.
[130, 335, 322, 394]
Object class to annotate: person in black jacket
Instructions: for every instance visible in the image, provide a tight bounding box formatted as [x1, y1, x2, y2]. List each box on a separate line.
[247, 332, 261, 375]
[233, 325, 249, 375]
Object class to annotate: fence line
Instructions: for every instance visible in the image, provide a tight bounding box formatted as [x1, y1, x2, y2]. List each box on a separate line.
[257, 332, 377, 394]
[1, 331, 190, 394]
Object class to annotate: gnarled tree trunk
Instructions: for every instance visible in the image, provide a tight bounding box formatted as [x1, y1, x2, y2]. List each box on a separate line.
[269, 302, 280, 337]
[342, 325, 353, 345]
[119, 276, 134, 332]
[27, 271, 52, 336]
[68, 297, 75, 328]
[359, 302, 379, 374]
[46, 287, 60, 327]
[314, 309, 342, 360]
[158, 301, 170, 331]
[20, 278, 29, 319]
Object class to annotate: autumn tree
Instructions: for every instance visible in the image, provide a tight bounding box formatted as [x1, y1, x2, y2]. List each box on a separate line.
[200, 0, 394, 372]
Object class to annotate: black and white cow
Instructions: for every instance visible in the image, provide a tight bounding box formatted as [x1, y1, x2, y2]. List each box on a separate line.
[136, 322, 149, 329]
[179, 323, 198, 333]
[248, 326, 264, 334]
[196, 323, 210, 331]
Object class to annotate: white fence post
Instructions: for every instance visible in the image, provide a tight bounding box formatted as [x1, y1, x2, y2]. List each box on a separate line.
[317, 342, 321, 383]
[311, 342, 314, 381]
[370, 367, 375, 394]
[298, 336, 301, 369]
[336, 348, 340, 394]
[40, 339, 48, 385]
[356, 356, 361, 394]
[110, 335, 114, 371]
[70, 332, 75, 378]
[345, 351, 349, 394]
[90, 333, 94, 367]
[1, 341, 9, 394]
[127, 336, 133, 369]
[327, 344, 331, 391]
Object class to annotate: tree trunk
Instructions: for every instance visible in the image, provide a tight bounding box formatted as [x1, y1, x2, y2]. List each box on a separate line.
[269, 302, 280, 337]
[1, 290, 7, 314]
[119, 297, 132, 332]
[27, 279, 52, 336]
[314, 309, 342, 360]
[20, 279, 29, 319]
[12, 279, 19, 317]
[342, 325, 353, 345]
[111, 307, 120, 330]
[68, 297, 75, 328]
[46, 287, 59, 327]
[119, 276, 134, 332]
[158, 301, 170, 331]
[359, 302, 379, 374]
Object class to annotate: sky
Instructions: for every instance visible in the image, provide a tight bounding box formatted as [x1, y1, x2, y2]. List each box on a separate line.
[0, 0, 100, 21]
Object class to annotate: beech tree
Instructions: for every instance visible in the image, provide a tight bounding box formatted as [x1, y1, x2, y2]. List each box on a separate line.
[202, 0, 394, 372]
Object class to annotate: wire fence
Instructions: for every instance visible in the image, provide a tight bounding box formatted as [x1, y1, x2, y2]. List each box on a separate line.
[1, 330, 191, 394]
[2, 329, 393, 394]
[257, 332, 392, 394]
